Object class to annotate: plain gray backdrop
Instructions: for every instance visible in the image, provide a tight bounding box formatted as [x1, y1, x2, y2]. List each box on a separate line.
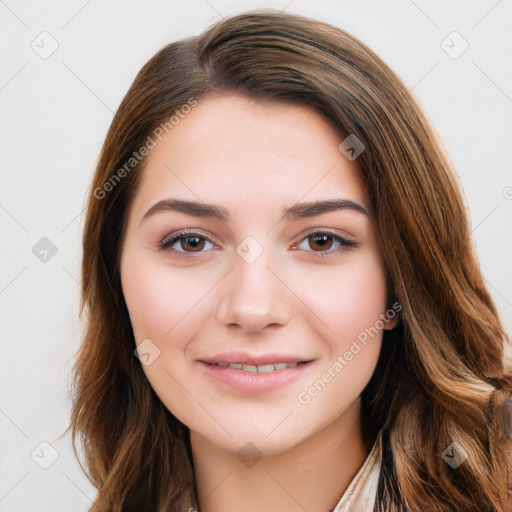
[1, 0, 511, 510]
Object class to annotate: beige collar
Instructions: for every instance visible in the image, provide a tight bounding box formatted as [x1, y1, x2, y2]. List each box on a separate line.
[331, 430, 382, 512]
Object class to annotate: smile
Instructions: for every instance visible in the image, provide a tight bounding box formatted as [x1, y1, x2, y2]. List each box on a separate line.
[199, 360, 314, 393]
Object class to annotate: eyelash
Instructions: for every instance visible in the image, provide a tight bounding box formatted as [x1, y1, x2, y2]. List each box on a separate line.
[159, 229, 357, 260]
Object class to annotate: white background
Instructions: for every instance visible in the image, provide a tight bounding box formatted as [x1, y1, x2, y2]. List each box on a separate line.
[1, 0, 511, 510]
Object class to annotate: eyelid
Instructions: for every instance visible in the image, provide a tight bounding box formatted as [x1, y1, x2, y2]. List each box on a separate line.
[159, 228, 218, 250]
[299, 227, 356, 243]
[291, 229, 358, 256]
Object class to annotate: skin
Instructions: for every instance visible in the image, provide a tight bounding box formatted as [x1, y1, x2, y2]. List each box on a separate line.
[120, 93, 397, 512]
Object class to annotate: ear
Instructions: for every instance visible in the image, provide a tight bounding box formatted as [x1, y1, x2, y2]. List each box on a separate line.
[383, 277, 399, 331]
[383, 299, 400, 331]
[383, 314, 398, 331]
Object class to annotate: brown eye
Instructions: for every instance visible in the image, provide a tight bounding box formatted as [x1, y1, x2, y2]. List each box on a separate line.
[159, 230, 215, 255]
[180, 235, 205, 252]
[308, 233, 333, 251]
[295, 231, 357, 255]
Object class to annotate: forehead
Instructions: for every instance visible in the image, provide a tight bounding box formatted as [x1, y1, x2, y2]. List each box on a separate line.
[130, 94, 369, 220]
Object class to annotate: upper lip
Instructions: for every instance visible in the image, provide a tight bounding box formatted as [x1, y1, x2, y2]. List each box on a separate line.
[199, 351, 312, 366]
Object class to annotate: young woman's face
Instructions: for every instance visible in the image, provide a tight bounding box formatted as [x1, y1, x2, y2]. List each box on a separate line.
[120, 93, 394, 456]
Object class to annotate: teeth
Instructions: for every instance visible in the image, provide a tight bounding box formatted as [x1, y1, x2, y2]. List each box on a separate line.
[218, 362, 301, 372]
[256, 364, 275, 373]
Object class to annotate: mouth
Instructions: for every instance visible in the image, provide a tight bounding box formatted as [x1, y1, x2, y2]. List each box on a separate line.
[204, 360, 312, 373]
[197, 354, 315, 393]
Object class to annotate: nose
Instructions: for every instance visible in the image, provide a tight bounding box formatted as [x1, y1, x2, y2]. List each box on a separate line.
[215, 249, 293, 333]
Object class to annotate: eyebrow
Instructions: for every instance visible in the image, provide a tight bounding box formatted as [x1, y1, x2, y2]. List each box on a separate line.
[139, 197, 370, 226]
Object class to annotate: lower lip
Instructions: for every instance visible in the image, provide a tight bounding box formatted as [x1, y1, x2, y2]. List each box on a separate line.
[197, 361, 314, 393]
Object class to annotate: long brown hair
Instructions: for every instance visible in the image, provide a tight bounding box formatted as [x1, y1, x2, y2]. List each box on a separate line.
[68, 9, 512, 511]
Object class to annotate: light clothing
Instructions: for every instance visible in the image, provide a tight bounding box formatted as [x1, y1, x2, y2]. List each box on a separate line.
[331, 431, 382, 512]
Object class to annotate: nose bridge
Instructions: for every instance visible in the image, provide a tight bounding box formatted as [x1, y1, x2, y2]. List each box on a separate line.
[216, 239, 292, 332]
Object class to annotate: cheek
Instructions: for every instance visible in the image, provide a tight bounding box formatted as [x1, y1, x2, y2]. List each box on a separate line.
[121, 252, 211, 421]
[121, 252, 210, 344]
[295, 251, 389, 344]
[291, 254, 387, 417]
[122, 262, 168, 342]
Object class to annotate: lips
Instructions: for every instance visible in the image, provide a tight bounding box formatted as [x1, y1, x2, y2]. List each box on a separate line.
[198, 357, 315, 393]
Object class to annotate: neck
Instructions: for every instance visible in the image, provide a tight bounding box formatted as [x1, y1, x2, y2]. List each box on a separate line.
[190, 399, 368, 512]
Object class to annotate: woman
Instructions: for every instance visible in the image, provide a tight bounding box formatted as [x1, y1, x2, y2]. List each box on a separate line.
[69, 9, 512, 512]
